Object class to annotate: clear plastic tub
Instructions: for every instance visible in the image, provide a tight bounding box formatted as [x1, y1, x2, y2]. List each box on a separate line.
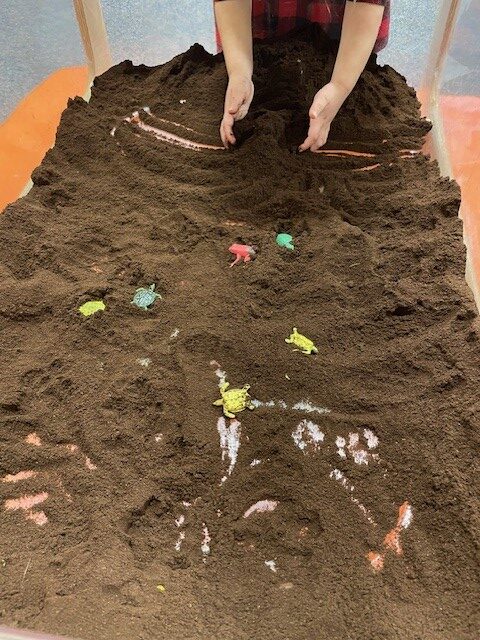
[0, 3, 478, 638]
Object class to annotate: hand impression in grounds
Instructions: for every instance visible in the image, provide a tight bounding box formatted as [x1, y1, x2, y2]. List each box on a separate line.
[219, 74, 349, 152]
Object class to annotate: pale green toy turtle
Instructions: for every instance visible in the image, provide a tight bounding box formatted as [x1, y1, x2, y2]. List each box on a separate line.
[213, 382, 255, 419]
[285, 327, 318, 355]
[78, 300, 106, 317]
[131, 284, 161, 310]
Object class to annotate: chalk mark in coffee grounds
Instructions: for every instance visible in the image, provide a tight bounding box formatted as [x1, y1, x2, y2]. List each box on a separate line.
[2, 434, 97, 527]
[367, 501, 413, 572]
[119, 109, 224, 151]
[115, 108, 421, 172]
[211, 361, 381, 531]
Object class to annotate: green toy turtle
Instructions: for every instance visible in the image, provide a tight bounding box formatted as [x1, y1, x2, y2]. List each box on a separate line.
[131, 284, 161, 310]
[276, 233, 295, 250]
[213, 382, 255, 419]
[78, 300, 106, 317]
[285, 327, 318, 355]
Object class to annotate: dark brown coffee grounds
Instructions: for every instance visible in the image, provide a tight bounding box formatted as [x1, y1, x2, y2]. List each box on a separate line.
[0, 26, 479, 640]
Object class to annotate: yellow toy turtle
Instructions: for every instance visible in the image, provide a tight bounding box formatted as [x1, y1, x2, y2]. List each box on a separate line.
[285, 328, 318, 355]
[213, 382, 255, 419]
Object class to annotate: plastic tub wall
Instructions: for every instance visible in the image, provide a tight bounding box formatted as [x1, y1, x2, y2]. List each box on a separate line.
[438, 0, 480, 305]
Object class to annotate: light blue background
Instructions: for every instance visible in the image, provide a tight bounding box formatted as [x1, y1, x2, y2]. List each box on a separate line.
[0, 0, 478, 121]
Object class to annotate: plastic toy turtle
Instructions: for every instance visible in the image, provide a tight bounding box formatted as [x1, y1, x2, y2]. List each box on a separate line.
[131, 284, 161, 310]
[78, 300, 106, 317]
[228, 244, 257, 267]
[285, 328, 318, 355]
[276, 233, 295, 250]
[213, 382, 255, 419]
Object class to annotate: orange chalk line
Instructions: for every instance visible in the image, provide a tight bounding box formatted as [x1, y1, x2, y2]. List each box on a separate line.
[367, 550, 384, 572]
[367, 501, 413, 572]
[319, 148, 421, 172]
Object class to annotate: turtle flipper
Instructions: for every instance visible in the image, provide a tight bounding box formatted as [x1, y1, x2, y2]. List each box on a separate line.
[224, 409, 236, 419]
[285, 338, 293, 344]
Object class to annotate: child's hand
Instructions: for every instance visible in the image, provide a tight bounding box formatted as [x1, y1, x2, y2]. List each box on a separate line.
[299, 82, 349, 152]
[220, 74, 254, 147]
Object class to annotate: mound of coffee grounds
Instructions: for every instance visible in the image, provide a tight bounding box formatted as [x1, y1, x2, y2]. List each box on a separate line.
[0, 25, 478, 640]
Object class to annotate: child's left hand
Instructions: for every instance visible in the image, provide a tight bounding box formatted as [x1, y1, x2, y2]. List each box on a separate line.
[299, 82, 349, 152]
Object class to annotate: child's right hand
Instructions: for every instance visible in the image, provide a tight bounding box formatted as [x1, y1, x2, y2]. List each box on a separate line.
[220, 74, 254, 148]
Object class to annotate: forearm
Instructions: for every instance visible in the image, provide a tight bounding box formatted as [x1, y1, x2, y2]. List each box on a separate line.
[214, 0, 253, 78]
[331, 1, 385, 94]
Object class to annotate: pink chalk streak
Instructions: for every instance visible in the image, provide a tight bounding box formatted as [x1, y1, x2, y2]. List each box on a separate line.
[5, 492, 48, 511]
[315, 149, 376, 158]
[126, 113, 224, 151]
[353, 163, 382, 172]
[85, 457, 97, 470]
[26, 510, 48, 526]
[25, 433, 42, 446]
[2, 470, 37, 483]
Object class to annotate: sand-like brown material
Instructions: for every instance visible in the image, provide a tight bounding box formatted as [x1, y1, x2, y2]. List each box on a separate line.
[0, 27, 479, 640]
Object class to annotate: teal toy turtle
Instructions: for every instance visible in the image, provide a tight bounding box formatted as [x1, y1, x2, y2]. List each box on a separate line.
[276, 233, 295, 250]
[213, 382, 255, 419]
[285, 328, 318, 355]
[131, 284, 161, 310]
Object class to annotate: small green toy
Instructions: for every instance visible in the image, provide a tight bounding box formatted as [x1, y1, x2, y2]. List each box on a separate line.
[213, 382, 255, 419]
[285, 328, 318, 355]
[78, 300, 106, 317]
[276, 233, 295, 250]
[131, 284, 161, 310]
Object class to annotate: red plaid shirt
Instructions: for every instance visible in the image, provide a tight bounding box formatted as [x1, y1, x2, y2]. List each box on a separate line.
[215, 0, 390, 53]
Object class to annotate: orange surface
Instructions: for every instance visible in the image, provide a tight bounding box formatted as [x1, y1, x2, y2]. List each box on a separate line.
[0, 66, 88, 212]
[439, 96, 480, 295]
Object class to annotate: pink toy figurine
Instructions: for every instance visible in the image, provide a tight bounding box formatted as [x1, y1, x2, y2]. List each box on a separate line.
[228, 244, 257, 267]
